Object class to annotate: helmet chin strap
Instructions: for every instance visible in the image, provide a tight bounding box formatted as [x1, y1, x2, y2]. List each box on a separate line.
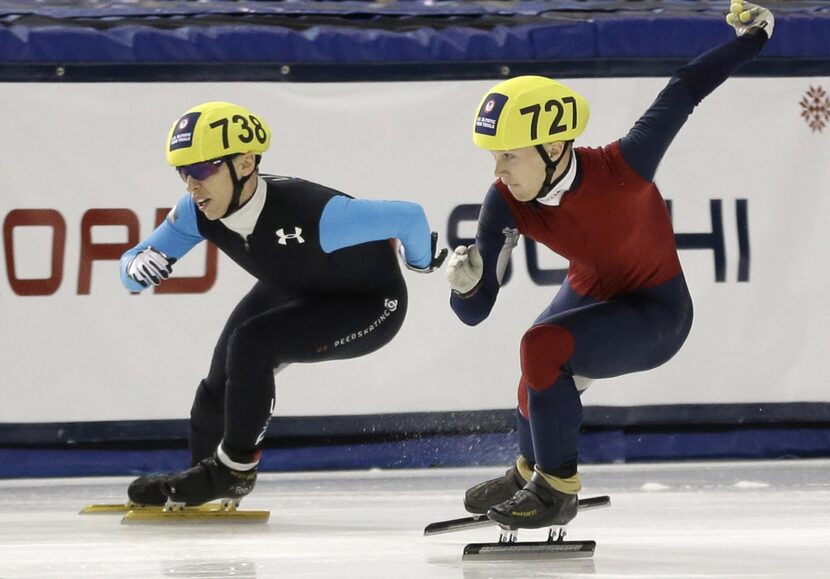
[533, 142, 572, 200]
[222, 157, 257, 218]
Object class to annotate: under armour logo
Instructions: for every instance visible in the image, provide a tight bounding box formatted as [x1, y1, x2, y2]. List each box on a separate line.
[276, 227, 305, 245]
[384, 299, 398, 312]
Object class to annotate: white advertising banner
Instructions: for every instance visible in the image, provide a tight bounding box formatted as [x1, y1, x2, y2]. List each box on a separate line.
[0, 77, 828, 422]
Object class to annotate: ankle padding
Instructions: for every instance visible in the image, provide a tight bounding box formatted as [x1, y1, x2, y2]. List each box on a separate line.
[534, 465, 582, 494]
[217, 442, 260, 471]
[516, 456, 535, 482]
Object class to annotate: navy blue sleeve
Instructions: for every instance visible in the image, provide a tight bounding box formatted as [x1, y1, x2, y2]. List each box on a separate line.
[450, 185, 520, 326]
[620, 30, 768, 182]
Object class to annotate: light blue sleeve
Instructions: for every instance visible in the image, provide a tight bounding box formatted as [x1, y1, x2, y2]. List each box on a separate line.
[319, 196, 432, 268]
[119, 194, 205, 292]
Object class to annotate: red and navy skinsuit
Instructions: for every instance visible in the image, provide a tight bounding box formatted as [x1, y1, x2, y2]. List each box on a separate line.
[450, 30, 768, 477]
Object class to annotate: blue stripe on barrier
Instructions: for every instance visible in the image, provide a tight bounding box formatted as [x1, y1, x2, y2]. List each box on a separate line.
[4, 404, 830, 446]
[2, 428, 830, 478]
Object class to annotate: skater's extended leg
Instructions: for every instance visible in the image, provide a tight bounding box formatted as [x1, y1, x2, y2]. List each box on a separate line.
[130, 278, 408, 507]
[488, 276, 692, 528]
[189, 282, 288, 465]
[461, 280, 588, 515]
[221, 280, 407, 459]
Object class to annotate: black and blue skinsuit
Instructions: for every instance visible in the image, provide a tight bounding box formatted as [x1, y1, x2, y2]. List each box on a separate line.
[121, 174, 434, 463]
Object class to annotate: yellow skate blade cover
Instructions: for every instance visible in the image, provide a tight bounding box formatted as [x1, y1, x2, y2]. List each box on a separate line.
[121, 506, 270, 524]
[79, 502, 222, 514]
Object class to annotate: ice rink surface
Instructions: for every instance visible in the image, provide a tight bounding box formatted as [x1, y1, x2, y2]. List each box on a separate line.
[1, 459, 829, 579]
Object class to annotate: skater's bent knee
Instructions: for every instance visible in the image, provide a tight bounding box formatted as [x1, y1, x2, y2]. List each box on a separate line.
[520, 324, 575, 392]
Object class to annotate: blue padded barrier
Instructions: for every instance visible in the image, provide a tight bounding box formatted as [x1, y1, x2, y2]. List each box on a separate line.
[1, 1, 828, 64]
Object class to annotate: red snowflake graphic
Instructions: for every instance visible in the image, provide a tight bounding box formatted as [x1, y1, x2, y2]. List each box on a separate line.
[799, 86, 830, 133]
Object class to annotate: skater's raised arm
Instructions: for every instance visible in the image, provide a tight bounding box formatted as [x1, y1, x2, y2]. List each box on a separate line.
[620, 1, 773, 182]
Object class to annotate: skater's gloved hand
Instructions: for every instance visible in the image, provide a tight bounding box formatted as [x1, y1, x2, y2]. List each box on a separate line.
[403, 232, 449, 273]
[446, 244, 483, 295]
[726, 1, 774, 40]
[127, 246, 176, 287]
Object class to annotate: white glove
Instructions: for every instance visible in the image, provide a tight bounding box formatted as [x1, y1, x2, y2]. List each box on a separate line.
[727, 1, 774, 39]
[445, 245, 483, 295]
[127, 246, 176, 287]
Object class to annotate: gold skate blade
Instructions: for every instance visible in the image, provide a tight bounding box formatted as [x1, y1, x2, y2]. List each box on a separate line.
[121, 508, 270, 524]
[79, 502, 222, 515]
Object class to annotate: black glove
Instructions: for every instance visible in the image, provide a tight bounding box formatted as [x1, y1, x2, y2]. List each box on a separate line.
[404, 232, 449, 273]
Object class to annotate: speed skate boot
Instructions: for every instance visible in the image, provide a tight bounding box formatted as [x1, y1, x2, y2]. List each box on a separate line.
[464, 456, 534, 514]
[487, 467, 579, 529]
[127, 474, 170, 506]
[127, 445, 258, 507]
